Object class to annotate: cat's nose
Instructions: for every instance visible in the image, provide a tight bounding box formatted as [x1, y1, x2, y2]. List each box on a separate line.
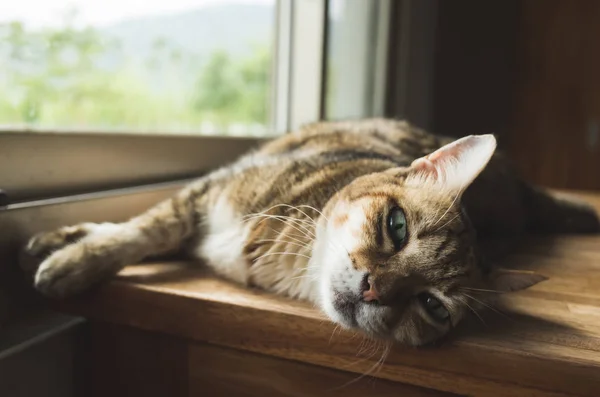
[361, 274, 380, 303]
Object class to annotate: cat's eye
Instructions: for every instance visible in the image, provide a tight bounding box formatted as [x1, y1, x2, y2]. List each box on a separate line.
[417, 293, 450, 323]
[387, 207, 408, 249]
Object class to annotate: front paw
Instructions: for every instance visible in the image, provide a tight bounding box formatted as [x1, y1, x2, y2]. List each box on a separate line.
[34, 244, 100, 298]
[26, 224, 94, 259]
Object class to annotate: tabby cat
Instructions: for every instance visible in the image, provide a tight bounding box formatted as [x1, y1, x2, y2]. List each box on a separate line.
[27, 119, 599, 346]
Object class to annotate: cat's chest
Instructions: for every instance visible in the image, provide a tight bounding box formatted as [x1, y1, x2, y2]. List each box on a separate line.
[193, 195, 317, 301]
[193, 193, 252, 285]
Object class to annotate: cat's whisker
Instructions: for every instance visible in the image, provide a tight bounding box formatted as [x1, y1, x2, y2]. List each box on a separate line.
[463, 293, 514, 322]
[242, 203, 314, 222]
[296, 204, 330, 223]
[328, 324, 341, 345]
[278, 204, 320, 225]
[289, 274, 319, 281]
[431, 213, 461, 235]
[275, 229, 313, 246]
[429, 180, 467, 229]
[243, 210, 315, 226]
[363, 338, 379, 359]
[357, 336, 379, 358]
[372, 342, 391, 378]
[249, 214, 316, 240]
[243, 205, 319, 233]
[269, 215, 317, 238]
[458, 296, 487, 326]
[460, 287, 505, 294]
[253, 251, 312, 263]
[246, 213, 317, 233]
[334, 340, 389, 389]
[301, 206, 351, 259]
[257, 239, 311, 251]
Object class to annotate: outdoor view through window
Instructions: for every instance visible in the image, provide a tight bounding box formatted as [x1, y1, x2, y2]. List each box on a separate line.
[0, 0, 276, 136]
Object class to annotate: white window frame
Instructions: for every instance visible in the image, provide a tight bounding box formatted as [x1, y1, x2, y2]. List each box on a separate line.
[323, 0, 391, 119]
[272, 0, 327, 133]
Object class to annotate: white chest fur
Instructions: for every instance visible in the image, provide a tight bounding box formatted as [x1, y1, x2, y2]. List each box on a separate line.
[195, 192, 251, 285]
[193, 193, 319, 301]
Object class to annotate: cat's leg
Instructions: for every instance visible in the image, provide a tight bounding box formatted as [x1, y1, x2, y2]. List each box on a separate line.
[27, 180, 210, 298]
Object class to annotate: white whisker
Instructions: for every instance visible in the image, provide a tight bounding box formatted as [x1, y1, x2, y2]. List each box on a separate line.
[458, 296, 486, 326]
[257, 239, 310, 251]
[464, 293, 513, 321]
[253, 251, 312, 262]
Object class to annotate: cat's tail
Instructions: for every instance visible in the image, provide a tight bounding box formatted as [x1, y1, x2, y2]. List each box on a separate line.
[520, 183, 600, 234]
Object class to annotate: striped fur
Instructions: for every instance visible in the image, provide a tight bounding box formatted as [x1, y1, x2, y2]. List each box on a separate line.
[27, 118, 599, 346]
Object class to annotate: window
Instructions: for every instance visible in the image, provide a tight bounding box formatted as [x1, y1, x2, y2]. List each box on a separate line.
[325, 0, 390, 120]
[0, 0, 393, 203]
[0, 0, 277, 137]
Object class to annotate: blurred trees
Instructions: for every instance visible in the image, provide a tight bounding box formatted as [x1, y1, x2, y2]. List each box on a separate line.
[0, 14, 271, 133]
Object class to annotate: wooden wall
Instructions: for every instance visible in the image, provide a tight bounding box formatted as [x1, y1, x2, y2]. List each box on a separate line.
[431, 0, 519, 145]
[510, 1, 600, 190]
[426, 0, 600, 190]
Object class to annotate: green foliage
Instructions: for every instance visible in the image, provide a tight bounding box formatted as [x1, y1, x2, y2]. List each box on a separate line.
[0, 17, 272, 133]
[193, 46, 270, 126]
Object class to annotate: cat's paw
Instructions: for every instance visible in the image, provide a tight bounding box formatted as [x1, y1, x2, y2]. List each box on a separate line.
[34, 224, 123, 298]
[26, 223, 96, 259]
[34, 244, 88, 297]
[34, 242, 111, 298]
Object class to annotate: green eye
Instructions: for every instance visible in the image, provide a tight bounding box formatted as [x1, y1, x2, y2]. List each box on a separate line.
[418, 293, 450, 323]
[387, 207, 408, 249]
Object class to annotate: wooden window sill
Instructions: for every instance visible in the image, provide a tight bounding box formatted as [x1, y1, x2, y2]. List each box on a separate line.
[50, 193, 600, 397]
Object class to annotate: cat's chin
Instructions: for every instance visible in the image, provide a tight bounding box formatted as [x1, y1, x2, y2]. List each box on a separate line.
[319, 288, 359, 330]
[323, 289, 399, 340]
[327, 290, 389, 338]
[331, 290, 360, 328]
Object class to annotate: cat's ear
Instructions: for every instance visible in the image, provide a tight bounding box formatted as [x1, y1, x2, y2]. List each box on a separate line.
[489, 268, 548, 292]
[406, 134, 497, 193]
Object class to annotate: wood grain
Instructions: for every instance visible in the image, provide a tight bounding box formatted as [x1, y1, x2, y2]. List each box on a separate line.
[82, 322, 455, 397]
[511, 1, 600, 189]
[83, 322, 189, 397]
[52, 194, 600, 397]
[189, 338, 455, 397]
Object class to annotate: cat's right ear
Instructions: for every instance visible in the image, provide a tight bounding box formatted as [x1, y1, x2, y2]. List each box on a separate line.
[405, 135, 497, 194]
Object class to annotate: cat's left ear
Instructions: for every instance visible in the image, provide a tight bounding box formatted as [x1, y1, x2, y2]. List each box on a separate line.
[489, 268, 548, 292]
[406, 134, 497, 193]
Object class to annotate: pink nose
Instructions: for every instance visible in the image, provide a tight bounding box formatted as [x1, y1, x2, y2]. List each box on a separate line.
[362, 282, 380, 302]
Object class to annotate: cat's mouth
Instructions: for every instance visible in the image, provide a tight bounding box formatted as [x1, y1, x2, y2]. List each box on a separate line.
[332, 290, 360, 327]
[330, 289, 393, 338]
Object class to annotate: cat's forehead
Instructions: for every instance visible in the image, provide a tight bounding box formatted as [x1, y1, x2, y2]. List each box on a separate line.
[334, 183, 461, 234]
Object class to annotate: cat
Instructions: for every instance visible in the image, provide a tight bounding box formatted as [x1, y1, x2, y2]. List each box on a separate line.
[26, 118, 599, 346]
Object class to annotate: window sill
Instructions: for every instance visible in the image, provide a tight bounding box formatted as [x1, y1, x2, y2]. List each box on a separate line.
[49, 199, 600, 397]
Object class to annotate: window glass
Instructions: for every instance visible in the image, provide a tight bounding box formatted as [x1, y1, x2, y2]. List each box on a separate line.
[0, 0, 276, 136]
[325, 0, 387, 120]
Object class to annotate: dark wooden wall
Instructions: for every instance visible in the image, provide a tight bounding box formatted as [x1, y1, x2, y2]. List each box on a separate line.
[431, 0, 519, 145]
[421, 0, 600, 190]
[510, 1, 600, 190]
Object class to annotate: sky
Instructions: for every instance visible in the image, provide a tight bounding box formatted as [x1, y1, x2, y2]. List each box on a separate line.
[0, 0, 274, 28]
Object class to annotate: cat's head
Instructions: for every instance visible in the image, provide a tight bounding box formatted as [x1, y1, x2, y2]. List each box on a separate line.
[312, 134, 546, 346]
